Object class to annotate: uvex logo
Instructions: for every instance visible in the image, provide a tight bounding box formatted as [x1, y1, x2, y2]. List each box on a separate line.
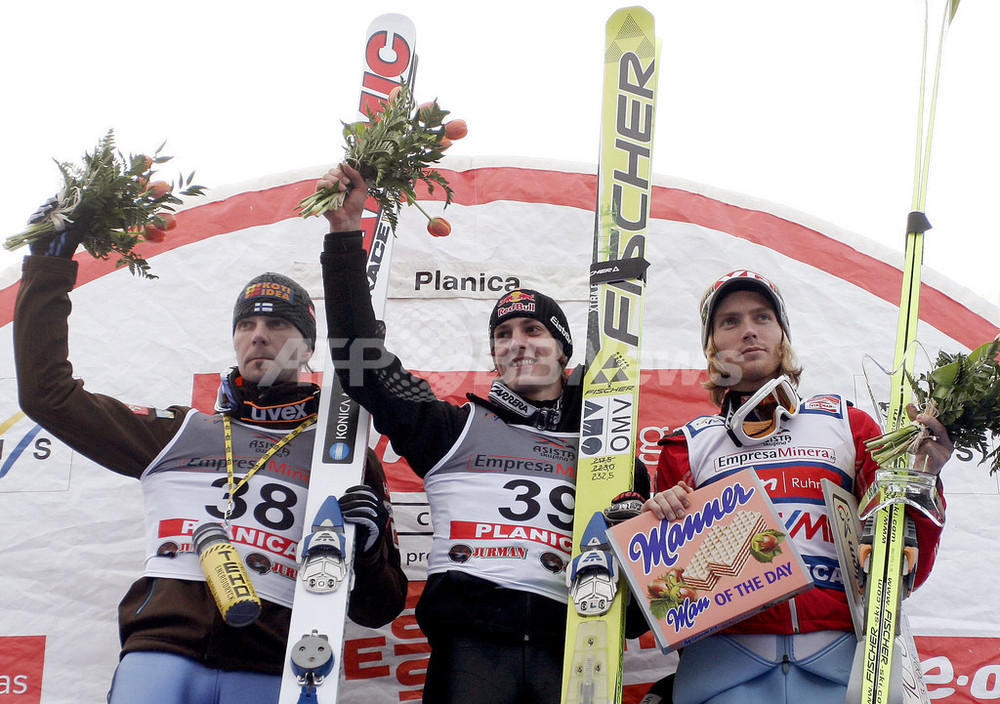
[248, 402, 309, 423]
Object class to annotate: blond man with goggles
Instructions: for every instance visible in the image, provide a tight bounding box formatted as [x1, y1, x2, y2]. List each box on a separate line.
[639, 270, 953, 704]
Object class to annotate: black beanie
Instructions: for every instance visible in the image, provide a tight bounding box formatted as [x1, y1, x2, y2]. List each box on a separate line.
[233, 273, 316, 350]
[488, 289, 573, 360]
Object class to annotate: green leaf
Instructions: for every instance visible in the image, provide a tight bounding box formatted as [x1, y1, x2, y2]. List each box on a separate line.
[302, 83, 459, 230]
[4, 129, 204, 278]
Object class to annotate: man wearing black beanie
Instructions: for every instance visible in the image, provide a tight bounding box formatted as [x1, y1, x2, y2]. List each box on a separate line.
[317, 162, 650, 704]
[13, 216, 407, 704]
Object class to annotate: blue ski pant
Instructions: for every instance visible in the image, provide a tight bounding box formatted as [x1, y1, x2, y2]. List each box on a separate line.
[107, 651, 280, 704]
[672, 631, 856, 704]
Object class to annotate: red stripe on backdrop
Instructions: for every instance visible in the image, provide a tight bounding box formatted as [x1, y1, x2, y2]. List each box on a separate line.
[1, 167, 994, 346]
[650, 187, 998, 349]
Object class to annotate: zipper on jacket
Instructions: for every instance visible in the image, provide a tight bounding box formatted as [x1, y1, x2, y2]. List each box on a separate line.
[788, 596, 800, 633]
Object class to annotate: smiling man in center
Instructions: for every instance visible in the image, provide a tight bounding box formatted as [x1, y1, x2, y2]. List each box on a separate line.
[316, 161, 650, 704]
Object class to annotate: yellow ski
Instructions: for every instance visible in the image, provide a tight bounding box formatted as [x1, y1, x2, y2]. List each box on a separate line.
[561, 7, 659, 704]
[852, 3, 960, 703]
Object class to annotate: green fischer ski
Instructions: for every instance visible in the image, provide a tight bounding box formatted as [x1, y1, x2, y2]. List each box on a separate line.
[561, 7, 659, 704]
[852, 3, 960, 703]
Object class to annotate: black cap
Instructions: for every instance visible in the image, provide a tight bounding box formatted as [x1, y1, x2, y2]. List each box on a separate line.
[488, 289, 573, 360]
[233, 272, 316, 350]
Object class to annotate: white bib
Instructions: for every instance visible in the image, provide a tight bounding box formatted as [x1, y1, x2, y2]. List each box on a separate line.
[139, 409, 315, 607]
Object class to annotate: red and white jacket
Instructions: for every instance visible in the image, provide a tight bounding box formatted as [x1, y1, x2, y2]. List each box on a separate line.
[656, 392, 944, 635]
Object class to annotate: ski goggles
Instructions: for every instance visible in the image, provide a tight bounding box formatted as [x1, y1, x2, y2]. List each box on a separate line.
[725, 375, 799, 447]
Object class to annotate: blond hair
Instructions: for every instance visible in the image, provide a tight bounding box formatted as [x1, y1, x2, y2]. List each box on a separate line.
[702, 334, 803, 408]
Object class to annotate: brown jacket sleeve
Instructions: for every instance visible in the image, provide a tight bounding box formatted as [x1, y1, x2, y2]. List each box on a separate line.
[13, 255, 188, 478]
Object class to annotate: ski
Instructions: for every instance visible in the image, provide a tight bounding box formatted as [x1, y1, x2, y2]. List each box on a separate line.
[278, 14, 417, 704]
[823, 480, 929, 704]
[849, 3, 959, 704]
[561, 7, 659, 704]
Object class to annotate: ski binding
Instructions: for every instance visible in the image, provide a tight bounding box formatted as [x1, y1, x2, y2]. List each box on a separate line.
[297, 496, 348, 594]
[566, 621, 608, 704]
[290, 630, 334, 703]
[568, 512, 618, 616]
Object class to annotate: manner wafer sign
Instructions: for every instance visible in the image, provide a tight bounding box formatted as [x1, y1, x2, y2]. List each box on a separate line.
[607, 472, 813, 652]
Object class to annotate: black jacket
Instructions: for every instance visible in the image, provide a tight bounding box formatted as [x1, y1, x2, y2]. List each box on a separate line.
[322, 231, 650, 646]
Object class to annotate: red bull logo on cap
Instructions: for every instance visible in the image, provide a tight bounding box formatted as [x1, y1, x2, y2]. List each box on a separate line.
[497, 290, 537, 318]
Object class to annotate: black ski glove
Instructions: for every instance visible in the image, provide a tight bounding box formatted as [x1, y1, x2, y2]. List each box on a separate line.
[603, 491, 645, 525]
[339, 485, 390, 557]
[27, 196, 87, 258]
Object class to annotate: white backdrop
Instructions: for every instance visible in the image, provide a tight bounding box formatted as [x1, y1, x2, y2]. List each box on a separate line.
[1, 156, 998, 703]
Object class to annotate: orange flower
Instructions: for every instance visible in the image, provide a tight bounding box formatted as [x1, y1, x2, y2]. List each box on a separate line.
[416, 101, 438, 123]
[444, 120, 468, 140]
[154, 212, 178, 230]
[146, 181, 172, 199]
[143, 224, 167, 243]
[427, 217, 451, 237]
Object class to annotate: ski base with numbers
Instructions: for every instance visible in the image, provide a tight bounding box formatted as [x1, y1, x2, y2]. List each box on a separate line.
[560, 7, 659, 704]
[277, 14, 417, 704]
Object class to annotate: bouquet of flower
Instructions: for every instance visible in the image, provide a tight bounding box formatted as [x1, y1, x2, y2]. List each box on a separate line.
[4, 129, 204, 279]
[298, 84, 466, 236]
[865, 339, 1000, 473]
